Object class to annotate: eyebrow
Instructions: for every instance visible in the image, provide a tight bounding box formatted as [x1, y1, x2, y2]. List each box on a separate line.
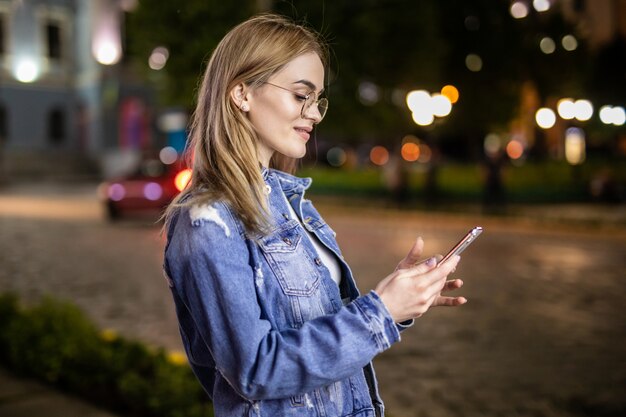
[292, 79, 325, 95]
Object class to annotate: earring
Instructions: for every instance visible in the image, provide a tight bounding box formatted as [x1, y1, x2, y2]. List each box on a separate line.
[240, 103, 249, 112]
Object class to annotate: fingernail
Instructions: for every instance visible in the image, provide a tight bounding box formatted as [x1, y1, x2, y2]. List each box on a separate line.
[425, 257, 436, 267]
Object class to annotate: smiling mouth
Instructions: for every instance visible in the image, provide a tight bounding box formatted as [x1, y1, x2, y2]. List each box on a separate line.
[295, 127, 311, 140]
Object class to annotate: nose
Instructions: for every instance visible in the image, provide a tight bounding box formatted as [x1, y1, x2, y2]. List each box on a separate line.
[303, 101, 323, 123]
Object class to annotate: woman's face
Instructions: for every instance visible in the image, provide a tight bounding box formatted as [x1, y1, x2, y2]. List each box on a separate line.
[245, 52, 325, 167]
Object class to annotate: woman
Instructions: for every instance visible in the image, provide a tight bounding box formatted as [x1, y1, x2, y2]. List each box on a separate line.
[163, 13, 466, 417]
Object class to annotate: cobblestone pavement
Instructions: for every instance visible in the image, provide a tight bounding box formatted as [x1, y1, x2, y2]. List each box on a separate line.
[1, 183, 625, 417]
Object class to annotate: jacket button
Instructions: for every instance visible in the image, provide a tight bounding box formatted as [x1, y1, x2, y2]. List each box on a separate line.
[315, 258, 322, 266]
[283, 238, 292, 245]
[282, 213, 290, 220]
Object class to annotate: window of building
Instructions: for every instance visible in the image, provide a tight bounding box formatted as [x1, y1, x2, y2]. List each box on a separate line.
[0, 105, 7, 142]
[0, 15, 5, 56]
[46, 20, 62, 60]
[48, 107, 65, 144]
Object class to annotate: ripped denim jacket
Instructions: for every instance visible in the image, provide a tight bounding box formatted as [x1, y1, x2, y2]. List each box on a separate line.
[163, 168, 409, 417]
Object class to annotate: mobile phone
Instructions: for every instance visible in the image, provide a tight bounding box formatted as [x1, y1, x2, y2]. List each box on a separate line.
[437, 226, 483, 267]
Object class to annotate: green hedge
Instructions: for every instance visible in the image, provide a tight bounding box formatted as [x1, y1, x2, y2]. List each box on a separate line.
[0, 293, 213, 417]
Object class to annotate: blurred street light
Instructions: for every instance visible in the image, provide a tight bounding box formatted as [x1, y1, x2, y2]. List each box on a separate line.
[540, 37, 556, 54]
[557, 98, 576, 120]
[465, 53, 483, 72]
[149, 47, 169, 70]
[599, 106, 626, 126]
[533, 0, 551, 13]
[561, 35, 578, 51]
[14, 59, 38, 83]
[510, 1, 529, 19]
[370, 146, 389, 166]
[536, 107, 556, 129]
[565, 127, 586, 165]
[573, 99, 593, 121]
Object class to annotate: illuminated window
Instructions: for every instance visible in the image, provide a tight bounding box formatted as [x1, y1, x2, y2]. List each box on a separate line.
[46, 21, 62, 60]
[48, 107, 65, 144]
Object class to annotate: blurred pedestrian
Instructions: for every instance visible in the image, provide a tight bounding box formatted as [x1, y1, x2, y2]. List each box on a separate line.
[162, 13, 466, 417]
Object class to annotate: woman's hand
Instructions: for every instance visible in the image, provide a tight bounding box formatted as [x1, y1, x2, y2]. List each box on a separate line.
[374, 237, 467, 322]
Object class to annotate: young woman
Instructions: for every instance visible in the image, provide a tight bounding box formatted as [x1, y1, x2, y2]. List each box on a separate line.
[163, 13, 466, 417]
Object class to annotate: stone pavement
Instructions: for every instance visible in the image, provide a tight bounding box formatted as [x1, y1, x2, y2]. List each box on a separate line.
[1, 180, 625, 417]
[0, 368, 118, 417]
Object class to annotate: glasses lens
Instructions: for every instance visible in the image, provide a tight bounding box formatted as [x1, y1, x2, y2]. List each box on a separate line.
[317, 98, 328, 120]
[303, 96, 328, 120]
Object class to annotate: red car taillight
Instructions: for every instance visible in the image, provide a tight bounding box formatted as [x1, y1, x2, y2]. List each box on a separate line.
[174, 169, 192, 192]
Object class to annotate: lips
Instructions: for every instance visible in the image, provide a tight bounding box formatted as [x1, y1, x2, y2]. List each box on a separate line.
[294, 127, 312, 141]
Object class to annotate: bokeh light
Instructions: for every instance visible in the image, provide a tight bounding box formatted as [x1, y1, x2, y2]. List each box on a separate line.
[565, 127, 586, 165]
[418, 144, 432, 163]
[159, 146, 178, 165]
[14, 59, 39, 83]
[108, 184, 126, 201]
[431, 94, 452, 117]
[406, 90, 431, 112]
[149, 46, 169, 70]
[533, 0, 551, 12]
[540, 37, 556, 54]
[411, 109, 434, 126]
[535, 107, 556, 129]
[506, 140, 525, 160]
[370, 146, 389, 166]
[465, 54, 483, 72]
[484, 133, 502, 156]
[401, 142, 420, 162]
[94, 41, 121, 65]
[441, 85, 459, 104]
[557, 98, 576, 120]
[510, 1, 529, 19]
[358, 81, 381, 105]
[144, 182, 163, 201]
[174, 169, 192, 192]
[327, 147, 347, 167]
[574, 99, 593, 121]
[561, 35, 578, 51]
[599, 106, 626, 126]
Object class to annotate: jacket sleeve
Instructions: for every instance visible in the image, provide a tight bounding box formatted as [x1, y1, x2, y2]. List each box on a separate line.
[164, 202, 401, 401]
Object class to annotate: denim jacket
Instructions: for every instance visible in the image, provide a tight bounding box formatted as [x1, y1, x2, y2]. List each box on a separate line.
[163, 168, 407, 417]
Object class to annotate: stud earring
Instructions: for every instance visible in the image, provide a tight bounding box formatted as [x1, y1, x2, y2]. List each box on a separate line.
[240, 103, 249, 112]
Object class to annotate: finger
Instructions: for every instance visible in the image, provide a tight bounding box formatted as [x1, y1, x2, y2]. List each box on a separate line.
[404, 256, 438, 276]
[436, 255, 461, 273]
[442, 279, 464, 292]
[396, 237, 424, 270]
[433, 296, 467, 307]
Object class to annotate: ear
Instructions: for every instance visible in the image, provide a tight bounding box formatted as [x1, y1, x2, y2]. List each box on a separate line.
[230, 83, 250, 111]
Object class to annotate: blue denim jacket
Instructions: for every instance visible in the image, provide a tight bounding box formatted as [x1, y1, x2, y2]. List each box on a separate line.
[163, 168, 405, 417]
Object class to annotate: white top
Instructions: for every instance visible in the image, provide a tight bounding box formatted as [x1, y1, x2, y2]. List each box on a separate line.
[284, 196, 342, 286]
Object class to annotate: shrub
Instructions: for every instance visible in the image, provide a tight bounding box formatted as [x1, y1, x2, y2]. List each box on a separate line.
[0, 293, 213, 417]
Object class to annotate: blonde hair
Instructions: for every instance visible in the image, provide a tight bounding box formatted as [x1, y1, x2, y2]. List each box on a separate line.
[163, 14, 327, 234]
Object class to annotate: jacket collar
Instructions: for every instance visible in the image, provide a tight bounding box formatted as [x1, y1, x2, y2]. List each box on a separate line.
[261, 166, 312, 194]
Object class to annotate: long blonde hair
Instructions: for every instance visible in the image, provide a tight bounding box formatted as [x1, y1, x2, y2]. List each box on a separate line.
[163, 14, 327, 234]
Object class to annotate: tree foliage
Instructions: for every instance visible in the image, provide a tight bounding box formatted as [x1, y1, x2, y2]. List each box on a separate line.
[125, 0, 592, 148]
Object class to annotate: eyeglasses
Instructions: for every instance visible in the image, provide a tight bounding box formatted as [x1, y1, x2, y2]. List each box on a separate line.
[264, 82, 328, 121]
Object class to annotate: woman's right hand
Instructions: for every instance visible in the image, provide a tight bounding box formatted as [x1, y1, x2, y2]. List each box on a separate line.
[374, 237, 464, 323]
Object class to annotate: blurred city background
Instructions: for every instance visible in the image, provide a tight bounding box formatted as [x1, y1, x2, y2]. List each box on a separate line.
[0, 1, 625, 417]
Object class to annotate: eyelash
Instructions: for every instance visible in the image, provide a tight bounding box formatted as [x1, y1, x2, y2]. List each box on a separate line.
[294, 93, 308, 102]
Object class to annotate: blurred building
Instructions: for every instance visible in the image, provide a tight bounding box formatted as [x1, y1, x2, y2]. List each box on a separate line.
[0, 0, 152, 180]
[560, 0, 626, 49]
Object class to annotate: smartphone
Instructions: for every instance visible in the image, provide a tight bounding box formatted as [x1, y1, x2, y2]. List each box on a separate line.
[437, 226, 483, 267]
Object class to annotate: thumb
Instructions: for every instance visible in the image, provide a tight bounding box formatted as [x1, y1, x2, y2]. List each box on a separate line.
[397, 237, 424, 270]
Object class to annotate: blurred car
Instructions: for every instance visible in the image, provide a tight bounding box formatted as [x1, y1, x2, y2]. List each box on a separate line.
[98, 156, 191, 220]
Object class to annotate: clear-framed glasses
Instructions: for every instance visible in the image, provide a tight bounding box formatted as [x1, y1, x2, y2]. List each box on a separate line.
[264, 82, 328, 121]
